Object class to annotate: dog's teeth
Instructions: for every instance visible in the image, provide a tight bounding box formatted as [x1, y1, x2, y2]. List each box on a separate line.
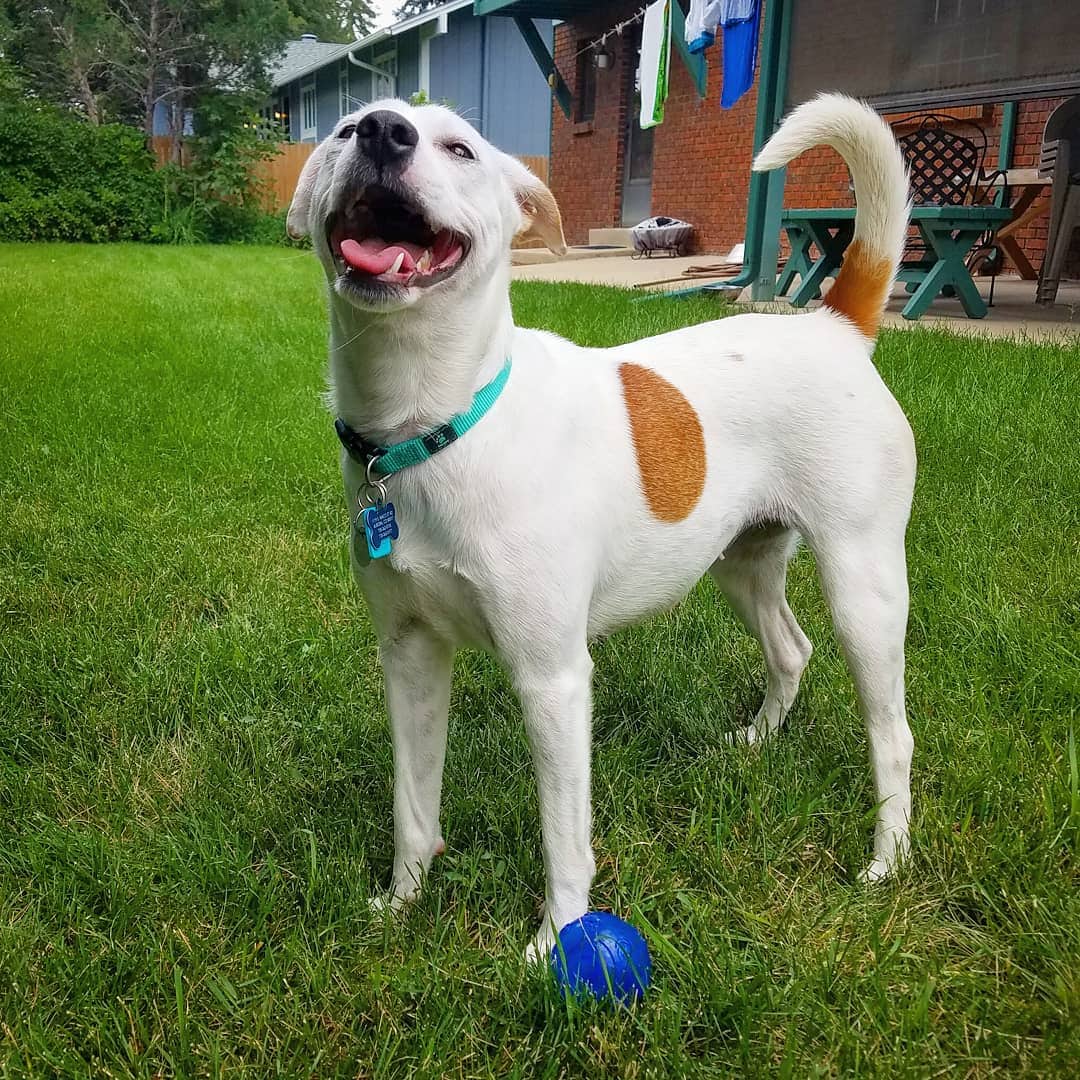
[388, 252, 405, 275]
[417, 250, 432, 272]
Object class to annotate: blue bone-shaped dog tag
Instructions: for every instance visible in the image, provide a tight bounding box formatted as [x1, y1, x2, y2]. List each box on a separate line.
[362, 501, 399, 559]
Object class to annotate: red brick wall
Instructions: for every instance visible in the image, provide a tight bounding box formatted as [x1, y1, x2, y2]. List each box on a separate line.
[549, 5, 1072, 276]
[550, 2, 632, 245]
[649, 39, 759, 255]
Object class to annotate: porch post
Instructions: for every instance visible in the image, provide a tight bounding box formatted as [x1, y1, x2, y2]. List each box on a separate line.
[750, 0, 794, 301]
[512, 16, 573, 119]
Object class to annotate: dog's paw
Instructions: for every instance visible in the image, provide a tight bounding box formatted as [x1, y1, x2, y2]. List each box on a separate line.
[857, 857, 893, 885]
[724, 723, 764, 748]
[367, 886, 417, 916]
[524, 924, 557, 967]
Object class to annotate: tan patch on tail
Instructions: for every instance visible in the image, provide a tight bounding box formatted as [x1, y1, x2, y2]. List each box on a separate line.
[618, 363, 706, 522]
[823, 239, 893, 339]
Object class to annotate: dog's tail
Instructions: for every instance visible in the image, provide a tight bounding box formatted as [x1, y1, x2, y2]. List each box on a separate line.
[753, 94, 910, 341]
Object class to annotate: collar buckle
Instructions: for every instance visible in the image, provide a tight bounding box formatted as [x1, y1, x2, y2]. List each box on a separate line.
[334, 417, 382, 468]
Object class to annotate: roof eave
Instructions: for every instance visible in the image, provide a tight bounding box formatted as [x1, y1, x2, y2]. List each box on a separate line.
[271, 0, 476, 87]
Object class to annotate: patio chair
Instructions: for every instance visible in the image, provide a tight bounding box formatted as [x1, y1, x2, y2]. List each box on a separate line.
[1035, 95, 1080, 306]
[893, 112, 1004, 304]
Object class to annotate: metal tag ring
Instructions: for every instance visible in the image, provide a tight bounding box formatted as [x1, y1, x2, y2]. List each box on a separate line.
[356, 479, 388, 509]
[365, 456, 385, 486]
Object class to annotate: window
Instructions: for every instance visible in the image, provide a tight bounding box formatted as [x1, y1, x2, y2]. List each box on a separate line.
[301, 78, 317, 141]
[575, 48, 596, 123]
[269, 94, 290, 140]
[339, 61, 350, 117]
[372, 47, 397, 100]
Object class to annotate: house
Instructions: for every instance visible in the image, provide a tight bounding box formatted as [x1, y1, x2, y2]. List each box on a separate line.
[267, 0, 554, 163]
[474, 0, 1077, 283]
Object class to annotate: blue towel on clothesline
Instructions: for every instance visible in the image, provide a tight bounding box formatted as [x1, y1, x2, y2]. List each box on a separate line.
[720, 1, 759, 109]
[685, 0, 760, 109]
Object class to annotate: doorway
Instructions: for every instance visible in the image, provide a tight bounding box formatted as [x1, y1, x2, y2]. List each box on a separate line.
[621, 32, 654, 226]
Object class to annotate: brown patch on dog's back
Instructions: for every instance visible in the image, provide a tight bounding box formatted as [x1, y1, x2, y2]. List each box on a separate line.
[619, 363, 706, 522]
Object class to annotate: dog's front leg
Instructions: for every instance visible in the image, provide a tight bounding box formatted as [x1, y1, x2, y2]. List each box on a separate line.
[513, 647, 597, 962]
[372, 622, 454, 913]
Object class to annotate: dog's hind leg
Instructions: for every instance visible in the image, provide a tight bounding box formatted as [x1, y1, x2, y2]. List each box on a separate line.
[709, 525, 813, 746]
[810, 527, 913, 882]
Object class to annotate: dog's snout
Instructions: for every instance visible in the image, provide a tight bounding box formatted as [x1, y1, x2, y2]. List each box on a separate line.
[355, 110, 419, 168]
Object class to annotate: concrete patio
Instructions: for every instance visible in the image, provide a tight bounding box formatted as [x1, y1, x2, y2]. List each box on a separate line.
[511, 254, 1080, 339]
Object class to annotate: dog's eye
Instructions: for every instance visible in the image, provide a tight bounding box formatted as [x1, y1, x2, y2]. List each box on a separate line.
[337, 124, 356, 140]
[445, 142, 475, 160]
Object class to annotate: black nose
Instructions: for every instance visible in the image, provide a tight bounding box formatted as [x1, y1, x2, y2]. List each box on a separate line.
[355, 110, 419, 168]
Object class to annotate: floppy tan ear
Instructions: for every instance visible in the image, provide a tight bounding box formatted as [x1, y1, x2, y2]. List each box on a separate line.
[287, 142, 328, 239]
[503, 156, 567, 255]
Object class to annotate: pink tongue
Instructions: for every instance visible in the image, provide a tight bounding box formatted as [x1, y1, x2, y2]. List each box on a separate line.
[339, 237, 426, 275]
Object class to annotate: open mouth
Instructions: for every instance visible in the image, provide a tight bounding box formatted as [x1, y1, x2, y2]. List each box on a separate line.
[327, 184, 469, 291]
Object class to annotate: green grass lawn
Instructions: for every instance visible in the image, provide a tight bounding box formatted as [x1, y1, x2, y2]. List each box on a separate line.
[1, 243, 1078, 1077]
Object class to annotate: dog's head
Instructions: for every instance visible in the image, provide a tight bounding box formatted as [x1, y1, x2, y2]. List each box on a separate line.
[287, 99, 566, 312]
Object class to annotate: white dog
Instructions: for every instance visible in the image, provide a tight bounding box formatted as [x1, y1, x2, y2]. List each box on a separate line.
[288, 94, 916, 958]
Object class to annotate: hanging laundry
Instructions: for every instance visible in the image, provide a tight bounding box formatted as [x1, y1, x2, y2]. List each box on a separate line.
[719, 0, 759, 109]
[686, 0, 723, 54]
[684, 1, 760, 109]
[639, 0, 672, 129]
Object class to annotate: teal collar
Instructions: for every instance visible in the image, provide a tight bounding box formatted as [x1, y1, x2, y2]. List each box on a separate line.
[335, 359, 511, 479]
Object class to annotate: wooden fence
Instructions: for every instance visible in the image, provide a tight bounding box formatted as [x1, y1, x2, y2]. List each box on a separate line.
[149, 136, 549, 215]
[253, 142, 316, 210]
[517, 155, 550, 183]
[149, 135, 189, 167]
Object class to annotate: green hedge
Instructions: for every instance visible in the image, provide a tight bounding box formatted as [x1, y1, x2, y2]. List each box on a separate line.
[0, 103, 294, 245]
[0, 104, 163, 242]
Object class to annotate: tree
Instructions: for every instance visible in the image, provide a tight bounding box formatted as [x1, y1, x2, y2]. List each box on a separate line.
[6, 0, 295, 139]
[2, 0, 116, 123]
[394, 0, 441, 20]
[108, 0, 298, 138]
[290, 0, 375, 41]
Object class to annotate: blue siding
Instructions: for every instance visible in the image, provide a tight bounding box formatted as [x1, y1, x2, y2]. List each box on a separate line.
[316, 64, 340, 139]
[288, 81, 301, 142]
[343, 60, 371, 112]
[429, 11, 483, 127]
[397, 32, 421, 100]
[151, 100, 194, 137]
[152, 100, 169, 136]
[482, 18, 552, 156]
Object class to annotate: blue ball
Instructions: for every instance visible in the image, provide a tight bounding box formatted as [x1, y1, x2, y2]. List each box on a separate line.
[550, 912, 652, 1003]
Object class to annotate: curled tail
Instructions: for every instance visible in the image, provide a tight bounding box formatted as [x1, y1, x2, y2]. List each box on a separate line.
[754, 94, 910, 340]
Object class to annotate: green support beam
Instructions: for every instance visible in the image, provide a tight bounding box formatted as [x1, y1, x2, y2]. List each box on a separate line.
[512, 15, 573, 119]
[995, 100, 1018, 208]
[751, 0, 793, 300]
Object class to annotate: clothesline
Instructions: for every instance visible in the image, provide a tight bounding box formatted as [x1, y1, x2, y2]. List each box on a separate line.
[570, 5, 648, 61]
[567, 0, 761, 124]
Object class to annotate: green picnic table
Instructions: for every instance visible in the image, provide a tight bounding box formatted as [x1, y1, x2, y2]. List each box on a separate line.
[777, 204, 1012, 319]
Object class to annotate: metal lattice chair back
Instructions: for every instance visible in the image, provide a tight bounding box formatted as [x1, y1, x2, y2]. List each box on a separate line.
[891, 112, 1004, 308]
[896, 114, 991, 206]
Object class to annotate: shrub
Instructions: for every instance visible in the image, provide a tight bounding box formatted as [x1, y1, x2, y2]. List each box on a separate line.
[0, 103, 163, 242]
[0, 101, 296, 246]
